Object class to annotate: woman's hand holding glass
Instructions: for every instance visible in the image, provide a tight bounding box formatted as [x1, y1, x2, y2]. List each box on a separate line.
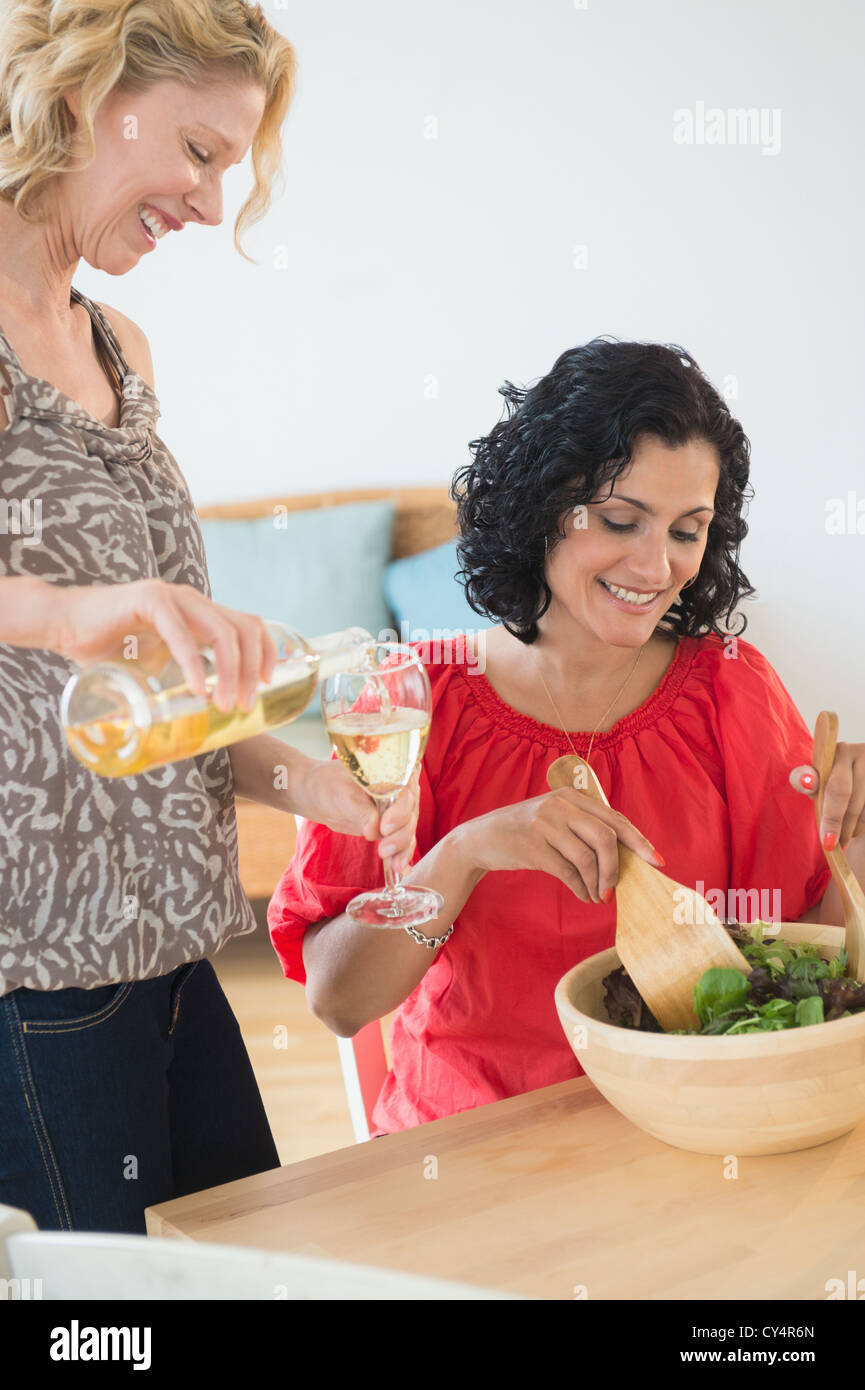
[300, 758, 420, 872]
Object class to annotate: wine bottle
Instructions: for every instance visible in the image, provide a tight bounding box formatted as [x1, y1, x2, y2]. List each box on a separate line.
[61, 622, 374, 778]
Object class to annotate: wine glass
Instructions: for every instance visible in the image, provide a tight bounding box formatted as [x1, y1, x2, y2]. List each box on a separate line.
[321, 642, 444, 928]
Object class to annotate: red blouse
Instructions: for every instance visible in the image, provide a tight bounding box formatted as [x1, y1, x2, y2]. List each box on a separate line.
[268, 633, 832, 1135]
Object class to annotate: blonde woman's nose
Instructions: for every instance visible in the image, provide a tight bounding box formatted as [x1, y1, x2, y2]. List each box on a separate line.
[183, 184, 224, 227]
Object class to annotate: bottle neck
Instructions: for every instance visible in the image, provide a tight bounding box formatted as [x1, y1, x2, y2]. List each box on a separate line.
[307, 626, 375, 679]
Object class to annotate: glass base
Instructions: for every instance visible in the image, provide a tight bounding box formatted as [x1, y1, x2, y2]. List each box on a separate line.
[346, 885, 445, 929]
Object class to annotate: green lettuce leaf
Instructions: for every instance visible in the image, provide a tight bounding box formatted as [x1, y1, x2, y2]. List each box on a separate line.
[795, 996, 825, 1027]
[693, 968, 750, 1027]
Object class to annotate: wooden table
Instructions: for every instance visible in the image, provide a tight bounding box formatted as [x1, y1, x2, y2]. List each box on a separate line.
[145, 1077, 865, 1300]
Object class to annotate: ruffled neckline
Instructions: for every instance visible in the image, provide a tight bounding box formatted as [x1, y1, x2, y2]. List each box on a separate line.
[457, 633, 704, 751]
[0, 291, 160, 463]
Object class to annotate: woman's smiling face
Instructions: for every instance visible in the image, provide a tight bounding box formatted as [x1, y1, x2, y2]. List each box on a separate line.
[58, 75, 266, 274]
[545, 434, 721, 644]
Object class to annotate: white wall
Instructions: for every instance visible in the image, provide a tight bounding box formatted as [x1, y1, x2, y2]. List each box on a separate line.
[77, 0, 865, 732]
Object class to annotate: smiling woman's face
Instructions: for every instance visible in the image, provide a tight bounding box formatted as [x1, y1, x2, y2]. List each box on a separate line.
[545, 434, 721, 645]
[58, 75, 266, 273]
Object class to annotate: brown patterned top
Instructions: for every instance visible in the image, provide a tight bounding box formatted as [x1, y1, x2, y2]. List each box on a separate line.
[0, 287, 256, 995]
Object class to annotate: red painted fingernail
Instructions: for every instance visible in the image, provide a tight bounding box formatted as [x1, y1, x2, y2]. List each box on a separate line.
[651, 850, 665, 867]
[824, 832, 838, 851]
[800, 773, 816, 789]
[602, 887, 614, 904]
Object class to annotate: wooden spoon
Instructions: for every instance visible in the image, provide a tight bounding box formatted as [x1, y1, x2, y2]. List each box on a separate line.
[547, 753, 751, 1032]
[811, 711, 865, 982]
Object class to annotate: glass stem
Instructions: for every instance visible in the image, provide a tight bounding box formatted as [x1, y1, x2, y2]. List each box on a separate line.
[383, 856, 402, 895]
[375, 791, 403, 897]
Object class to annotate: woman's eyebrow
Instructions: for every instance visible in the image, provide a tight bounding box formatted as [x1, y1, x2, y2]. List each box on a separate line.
[604, 494, 715, 518]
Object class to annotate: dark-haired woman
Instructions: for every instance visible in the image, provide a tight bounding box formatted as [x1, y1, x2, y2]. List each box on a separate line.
[268, 340, 865, 1135]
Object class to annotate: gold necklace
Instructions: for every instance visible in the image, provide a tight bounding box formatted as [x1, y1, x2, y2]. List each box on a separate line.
[532, 642, 646, 767]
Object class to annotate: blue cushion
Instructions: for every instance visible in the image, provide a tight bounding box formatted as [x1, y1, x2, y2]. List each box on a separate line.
[200, 501, 396, 716]
[383, 540, 490, 641]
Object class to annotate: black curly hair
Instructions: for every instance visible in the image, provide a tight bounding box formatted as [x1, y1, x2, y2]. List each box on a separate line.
[451, 337, 756, 644]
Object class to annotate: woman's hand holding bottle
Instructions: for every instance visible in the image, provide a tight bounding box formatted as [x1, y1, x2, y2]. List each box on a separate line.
[4, 575, 278, 713]
[51, 578, 279, 713]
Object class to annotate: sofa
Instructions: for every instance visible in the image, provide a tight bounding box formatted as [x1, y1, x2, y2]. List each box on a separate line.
[196, 485, 483, 899]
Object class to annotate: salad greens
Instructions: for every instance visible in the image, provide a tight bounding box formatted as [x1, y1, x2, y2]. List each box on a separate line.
[603, 921, 865, 1035]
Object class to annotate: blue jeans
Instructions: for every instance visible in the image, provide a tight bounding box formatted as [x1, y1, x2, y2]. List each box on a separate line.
[0, 959, 280, 1234]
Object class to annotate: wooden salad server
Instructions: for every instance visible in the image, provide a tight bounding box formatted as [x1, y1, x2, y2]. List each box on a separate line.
[546, 754, 751, 1032]
[811, 711, 865, 983]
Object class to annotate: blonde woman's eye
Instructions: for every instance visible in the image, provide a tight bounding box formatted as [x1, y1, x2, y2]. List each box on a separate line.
[186, 141, 209, 165]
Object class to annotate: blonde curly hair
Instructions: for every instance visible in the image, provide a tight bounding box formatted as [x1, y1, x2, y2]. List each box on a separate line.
[0, 0, 296, 258]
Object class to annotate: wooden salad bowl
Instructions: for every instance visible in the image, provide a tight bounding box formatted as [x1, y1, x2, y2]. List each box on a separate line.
[555, 921, 865, 1156]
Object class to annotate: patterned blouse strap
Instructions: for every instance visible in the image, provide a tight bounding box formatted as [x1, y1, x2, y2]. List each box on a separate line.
[69, 286, 129, 392]
[0, 314, 29, 395]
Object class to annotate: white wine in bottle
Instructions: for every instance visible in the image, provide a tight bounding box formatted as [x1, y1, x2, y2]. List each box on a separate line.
[61, 623, 374, 778]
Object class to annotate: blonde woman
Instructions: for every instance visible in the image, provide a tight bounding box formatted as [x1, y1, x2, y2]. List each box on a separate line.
[0, 1, 416, 1234]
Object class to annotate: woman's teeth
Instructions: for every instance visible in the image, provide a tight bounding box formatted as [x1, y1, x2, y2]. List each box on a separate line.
[138, 204, 169, 240]
[599, 578, 660, 607]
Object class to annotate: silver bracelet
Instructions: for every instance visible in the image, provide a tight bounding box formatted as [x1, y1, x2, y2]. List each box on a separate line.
[403, 922, 454, 951]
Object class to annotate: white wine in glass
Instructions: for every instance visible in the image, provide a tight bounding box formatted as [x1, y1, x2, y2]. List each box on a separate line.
[322, 643, 444, 928]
